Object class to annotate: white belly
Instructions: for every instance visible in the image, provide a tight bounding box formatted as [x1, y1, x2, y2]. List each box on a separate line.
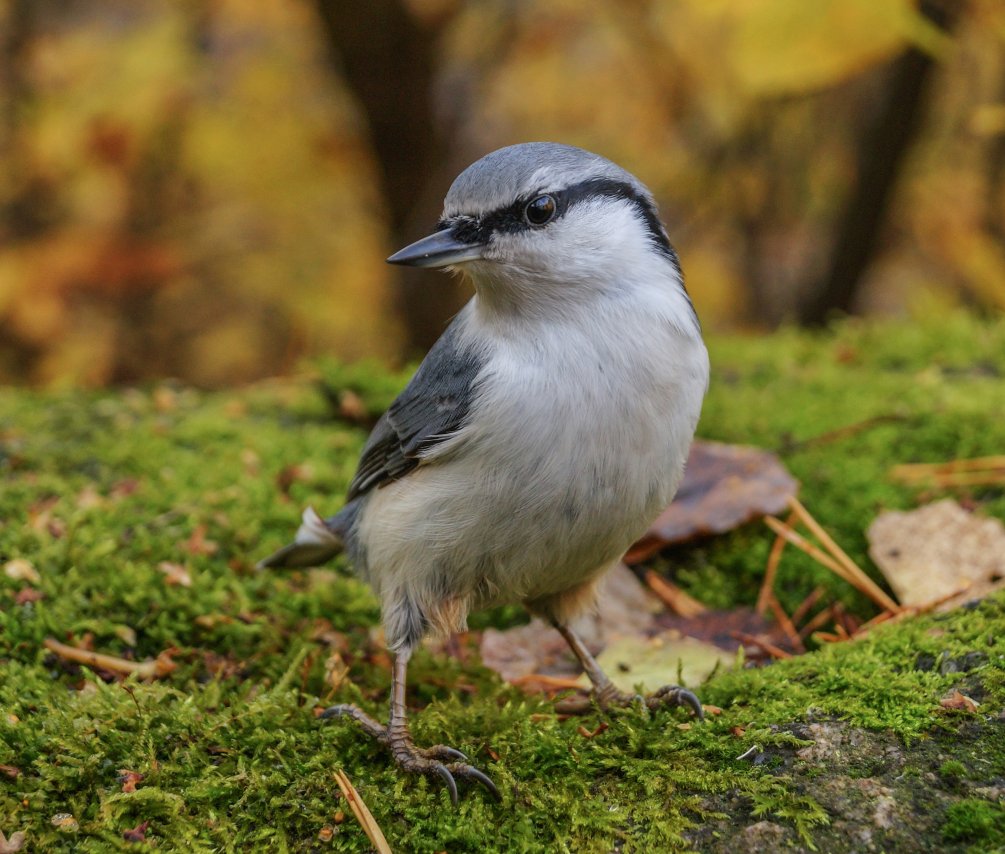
[356, 304, 709, 624]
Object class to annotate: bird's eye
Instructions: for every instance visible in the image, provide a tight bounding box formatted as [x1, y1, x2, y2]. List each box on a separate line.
[524, 194, 557, 226]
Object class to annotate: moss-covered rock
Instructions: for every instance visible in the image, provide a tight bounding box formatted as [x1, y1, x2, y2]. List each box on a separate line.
[1, 312, 1004, 851]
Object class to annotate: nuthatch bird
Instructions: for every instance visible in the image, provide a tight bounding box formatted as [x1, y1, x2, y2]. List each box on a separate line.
[261, 142, 709, 803]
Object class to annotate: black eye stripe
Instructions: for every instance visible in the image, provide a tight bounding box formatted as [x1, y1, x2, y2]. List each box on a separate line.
[440, 178, 678, 268]
[438, 175, 696, 329]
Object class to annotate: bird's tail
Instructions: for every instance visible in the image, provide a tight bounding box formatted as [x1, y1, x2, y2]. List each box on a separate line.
[257, 505, 346, 569]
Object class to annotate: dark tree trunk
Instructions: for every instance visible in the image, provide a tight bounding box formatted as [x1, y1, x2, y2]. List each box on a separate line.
[313, 0, 466, 357]
[798, 0, 964, 325]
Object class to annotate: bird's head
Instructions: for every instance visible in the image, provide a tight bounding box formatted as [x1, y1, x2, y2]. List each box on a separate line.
[388, 143, 688, 317]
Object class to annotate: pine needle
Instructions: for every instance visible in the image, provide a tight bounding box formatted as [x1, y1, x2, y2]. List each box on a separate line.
[43, 638, 176, 679]
[644, 570, 707, 618]
[757, 510, 794, 615]
[333, 769, 392, 854]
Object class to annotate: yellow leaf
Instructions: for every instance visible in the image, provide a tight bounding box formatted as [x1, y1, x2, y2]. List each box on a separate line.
[711, 0, 951, 97]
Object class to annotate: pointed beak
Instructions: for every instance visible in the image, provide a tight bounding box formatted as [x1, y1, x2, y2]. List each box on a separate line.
[386, 228, 486, 268]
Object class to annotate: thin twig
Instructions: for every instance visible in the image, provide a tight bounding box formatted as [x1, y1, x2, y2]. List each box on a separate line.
[790, 586, 826, 627]
[767, 596, 805, 653]
[784, 414, 907, 452]
[852, 583, 973, 638]
[853, 610, 894, 635]
[923, 471, 1005, 488]
[333, 769, 392, 854]
[891, 455, 1005, 479]
[763, 516, 857, 585]
[43, 638, 176, 679]
[511, 674, 584, 690]
[786, 497, 901, 613]
[799, 606, 837, 640]
[645, 570, 707, 618]
[731, 631, 792, 660]
[757, 510, 794, 615]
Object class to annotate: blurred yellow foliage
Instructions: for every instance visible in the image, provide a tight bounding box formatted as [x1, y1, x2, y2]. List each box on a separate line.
[0, 0, 1002, 386]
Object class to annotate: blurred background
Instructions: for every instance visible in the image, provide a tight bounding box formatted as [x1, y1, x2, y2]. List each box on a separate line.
[0, 0, 1002, 387]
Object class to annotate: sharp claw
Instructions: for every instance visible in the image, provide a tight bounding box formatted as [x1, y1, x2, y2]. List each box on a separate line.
[432, 763, 459, 806]
[462, 765, 501, 801]
[319, 704, 347, 720]
[438, 746, 468, 762]
[680, 689, 705, 720]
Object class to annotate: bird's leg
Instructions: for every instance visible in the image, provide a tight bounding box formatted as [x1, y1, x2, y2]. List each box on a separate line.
[320, 648, 499, 804]
[552, 621, 704, 719]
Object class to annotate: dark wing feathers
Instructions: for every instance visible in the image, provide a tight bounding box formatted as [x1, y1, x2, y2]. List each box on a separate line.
[346, 319, 483, 500]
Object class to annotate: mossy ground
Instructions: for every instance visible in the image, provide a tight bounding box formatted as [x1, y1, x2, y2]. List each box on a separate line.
[2, 312, 1005, 852]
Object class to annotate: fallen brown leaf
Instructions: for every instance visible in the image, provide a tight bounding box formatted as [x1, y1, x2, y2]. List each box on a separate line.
[109, 478, 141, 500]
[940, 690, 980, 713]
[652, 606, 777, 653]
[157, 561, 192, 588]
[0, 765, 19, 779]
[118, 769, 144, 793]
[184, 525, 218, 556]
[3, 560, 40, 584]
[75, 485, 104, 510]
[50, 814, 78, 832]
[324, 651, 349, 694]
[868, 499, 1005, 610]
[0, 830, 25, 853]
[479, 564, 660, 682]
[122, 821, 149, 842]
[14, 588, 44, 605]
[626, 441, 798, 563]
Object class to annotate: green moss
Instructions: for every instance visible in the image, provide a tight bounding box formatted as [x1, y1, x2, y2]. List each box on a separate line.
[2, 312, 1005, 851]
[942, 799, 1005, 846]
[939, 760, 967, 779]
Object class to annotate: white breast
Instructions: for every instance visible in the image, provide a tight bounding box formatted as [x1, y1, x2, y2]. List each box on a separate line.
[357, 279, 708, 625]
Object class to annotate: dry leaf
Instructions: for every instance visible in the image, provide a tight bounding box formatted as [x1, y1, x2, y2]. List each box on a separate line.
[109, 479, 140, 500]
[184, 525, 218, 556]
[14, 589, 44, 605]
[75, 485, 104, 510]
[118, 769, 144, 793]
[626, 441, 798, 563]
[0, 765, 20, 779]
[240, 448, 261, 476]
[591, 632, 726, 694]
[157, 561, 192, 587]
[122, 821, 149, 842]
[479, 564, 661, 682]
[940, 690, 980, 713]
[324, 651, 349, 692]
[0, 830, 25, 853]
[868, 500, 1005, 610]
[4, 560, 40, 585]
[50, 814, 78, 832]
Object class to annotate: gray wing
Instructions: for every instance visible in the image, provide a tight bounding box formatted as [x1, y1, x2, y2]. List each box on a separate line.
[347, 316, 484, 500]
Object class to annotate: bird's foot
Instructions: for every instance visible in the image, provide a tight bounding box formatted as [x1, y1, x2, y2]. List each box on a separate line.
[556, 683, 704, 719]
[320, 703, 500, 805]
